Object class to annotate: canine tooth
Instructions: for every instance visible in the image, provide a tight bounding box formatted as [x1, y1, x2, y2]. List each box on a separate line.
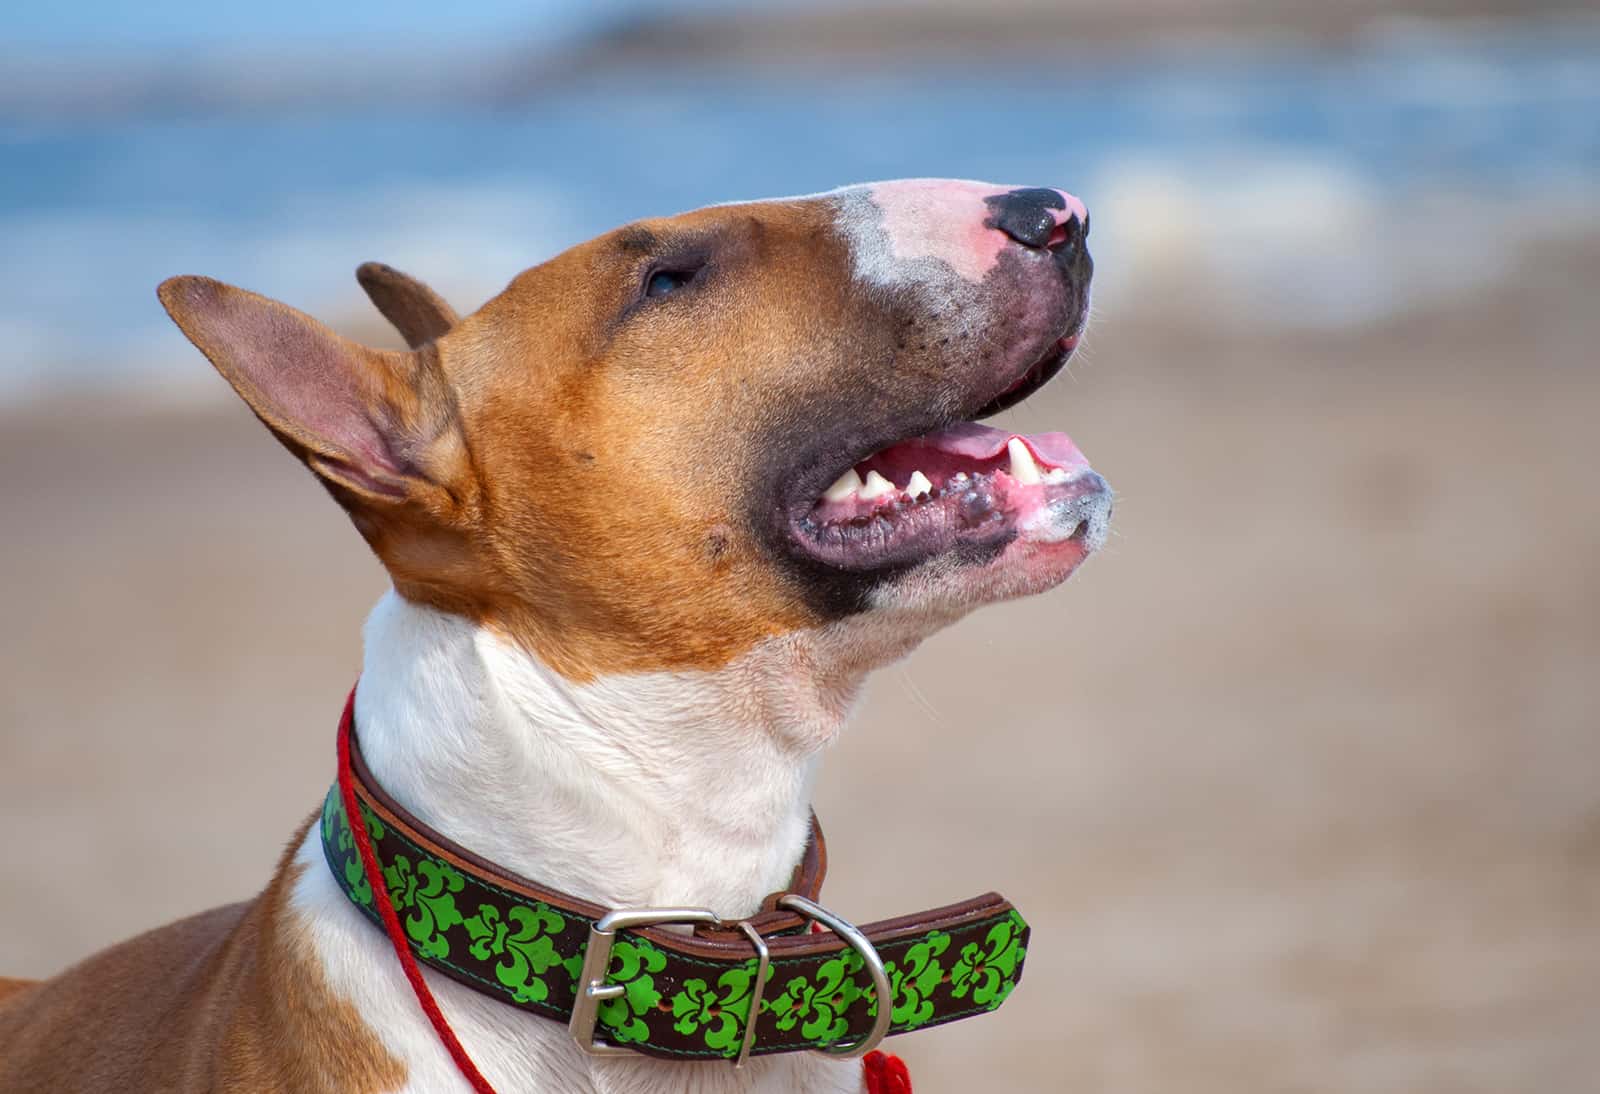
[823, 467, 863, 502]
[905, 470, 932, 499]
[1007, 437, 1042, 485]
[859, 469, 896, 500]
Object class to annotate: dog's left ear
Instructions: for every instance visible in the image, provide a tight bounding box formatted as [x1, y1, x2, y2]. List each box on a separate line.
[355, 261, 460, 349]
[158, 275, 471, 521]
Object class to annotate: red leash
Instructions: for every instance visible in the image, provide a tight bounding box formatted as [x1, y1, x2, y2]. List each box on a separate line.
[863, 1049, 914, 1093]
[337, 685, 911, 1092]
[337, 688, 498, 1093]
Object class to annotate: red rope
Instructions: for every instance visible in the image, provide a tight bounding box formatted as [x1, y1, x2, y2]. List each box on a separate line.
[863, 1050, 914, 1094]
[336, 684, 910, 1092]
[337, 686, 499, 1094]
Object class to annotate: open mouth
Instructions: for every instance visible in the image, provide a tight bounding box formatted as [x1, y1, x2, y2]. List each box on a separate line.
[787, 334, 1111, 572]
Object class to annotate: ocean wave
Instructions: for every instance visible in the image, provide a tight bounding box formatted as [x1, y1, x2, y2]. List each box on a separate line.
[2, 20, 1596, 405]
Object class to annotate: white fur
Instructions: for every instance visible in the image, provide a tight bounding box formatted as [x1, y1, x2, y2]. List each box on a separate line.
[723, 178, 1017, 287]
[289, 591, 878, 1094]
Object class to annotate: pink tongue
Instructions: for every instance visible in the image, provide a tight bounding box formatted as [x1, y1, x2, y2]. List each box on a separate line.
[917, 422, 1089, 471]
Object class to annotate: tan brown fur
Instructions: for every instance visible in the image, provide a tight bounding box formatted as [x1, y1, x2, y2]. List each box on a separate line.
[162, 200, 870, 682]
[430, 203, 844, 678]
[356, 261, 461, 350]
[0, 820, 404, 1093]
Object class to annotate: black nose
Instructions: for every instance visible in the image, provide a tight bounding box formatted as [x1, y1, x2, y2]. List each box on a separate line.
[986, 187, 1076, 249]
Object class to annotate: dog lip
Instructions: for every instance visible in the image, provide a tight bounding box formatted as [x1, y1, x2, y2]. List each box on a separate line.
[783, 491, 1016, 574]
[970, 333, 1076, 420]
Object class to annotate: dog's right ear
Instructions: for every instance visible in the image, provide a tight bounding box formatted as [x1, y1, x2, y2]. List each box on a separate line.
[355, 262, 461, 349]
[158, 276, 471, 522]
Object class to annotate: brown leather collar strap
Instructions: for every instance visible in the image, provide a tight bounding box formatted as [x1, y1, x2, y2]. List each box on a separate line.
[323, 723, 1030, 1061]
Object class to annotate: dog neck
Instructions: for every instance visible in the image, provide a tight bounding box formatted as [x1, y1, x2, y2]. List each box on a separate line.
[350, 589, 849, 919]
[285, 590, 903, 1091]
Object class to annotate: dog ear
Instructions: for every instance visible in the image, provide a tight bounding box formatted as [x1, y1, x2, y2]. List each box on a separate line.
[158, 276, 470, 517]
[355, 262, 460, 349]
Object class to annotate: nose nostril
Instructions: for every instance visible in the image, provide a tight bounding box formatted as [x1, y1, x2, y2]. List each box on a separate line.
[1053, 213, 1087, 251]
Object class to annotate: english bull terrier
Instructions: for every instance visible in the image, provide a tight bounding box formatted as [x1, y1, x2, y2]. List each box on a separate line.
[0, 179, 1110, 1093]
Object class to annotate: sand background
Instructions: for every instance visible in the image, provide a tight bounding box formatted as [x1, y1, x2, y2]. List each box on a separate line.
[3, 226, 1596, 1091]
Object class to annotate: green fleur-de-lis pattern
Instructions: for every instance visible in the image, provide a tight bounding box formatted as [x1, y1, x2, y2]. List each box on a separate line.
[320, 784, 1030, 1060]
[381, 855, 466, 960]
[884, 931, 951, 1029]
[949, 915, 1028, 1010]
[670, 965, 760, 1054]
[462, 903, 582, 1004]
[770, 947, 870, 1043]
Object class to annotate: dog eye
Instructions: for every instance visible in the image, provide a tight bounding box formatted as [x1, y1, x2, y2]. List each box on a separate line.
[645, 269, 695, 298]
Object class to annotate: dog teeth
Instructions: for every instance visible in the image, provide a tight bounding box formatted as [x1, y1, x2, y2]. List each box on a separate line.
[823, 467, 863, 502]
[859, 470, 896, 500]
[905, 470, 932, 499]
[1044, 467, 1072, 485]
[1007, 437, 1042, 485]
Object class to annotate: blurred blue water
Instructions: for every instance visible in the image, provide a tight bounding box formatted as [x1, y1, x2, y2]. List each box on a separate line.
[1, 21, 1597, 400]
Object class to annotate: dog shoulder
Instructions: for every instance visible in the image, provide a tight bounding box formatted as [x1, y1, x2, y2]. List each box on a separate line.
[0, 900, 253, 1090]
[0, 820, 403, 1093]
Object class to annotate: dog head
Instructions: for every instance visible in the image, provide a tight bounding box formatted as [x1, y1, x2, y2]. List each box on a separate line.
[160, 179, 1110, 688]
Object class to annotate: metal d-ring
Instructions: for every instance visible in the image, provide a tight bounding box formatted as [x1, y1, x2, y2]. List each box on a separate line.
[776, 894, 893, 1059]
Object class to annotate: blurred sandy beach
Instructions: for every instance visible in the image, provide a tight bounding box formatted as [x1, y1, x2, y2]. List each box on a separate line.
[3, 232, 1597, 1089]
[3, 2, 1599, 1090]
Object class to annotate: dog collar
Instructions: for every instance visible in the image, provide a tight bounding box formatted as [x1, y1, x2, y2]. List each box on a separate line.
[321, 689, 1031, 1067]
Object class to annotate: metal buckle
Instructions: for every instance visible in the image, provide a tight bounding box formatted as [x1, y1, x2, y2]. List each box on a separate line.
[777, 894, 893, 1060]
[569, 897, 891, 1063]
[569, 906, 721, 1056]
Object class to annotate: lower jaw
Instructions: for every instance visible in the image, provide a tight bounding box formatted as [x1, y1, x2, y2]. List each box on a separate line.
[789, 474, 1102, 573]
[855, 527, 1098, 621]
[791, 482, 1008, 572]
[789, 519, 1014, 573]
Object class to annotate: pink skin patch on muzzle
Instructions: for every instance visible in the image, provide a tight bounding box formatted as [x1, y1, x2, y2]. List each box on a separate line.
[867, 179, 1089, 284]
